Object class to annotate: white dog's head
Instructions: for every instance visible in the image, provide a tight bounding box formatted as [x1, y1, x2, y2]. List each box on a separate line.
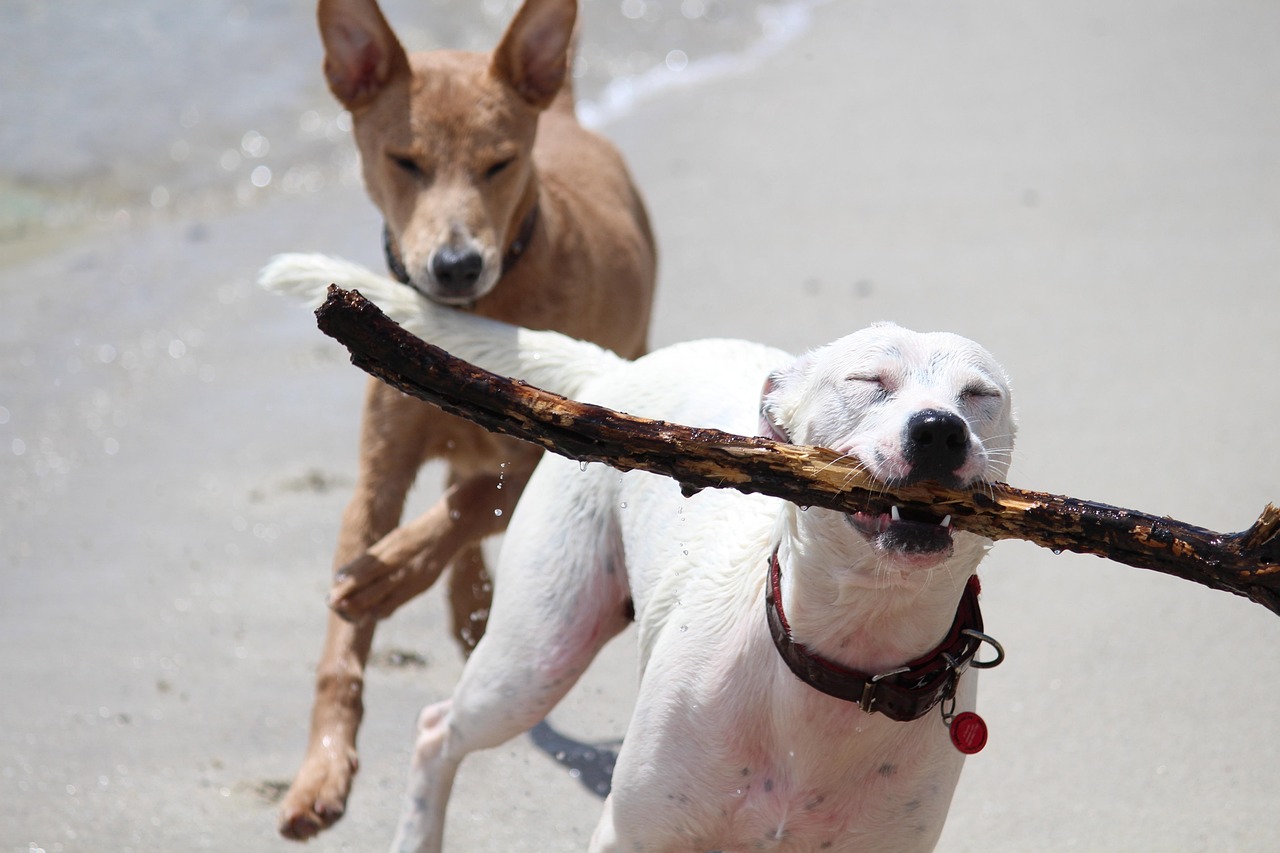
[760, 322, 1016, 570]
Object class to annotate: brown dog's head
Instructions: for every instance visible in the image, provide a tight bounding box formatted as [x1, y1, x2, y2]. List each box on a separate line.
[317, 0, 576, 305]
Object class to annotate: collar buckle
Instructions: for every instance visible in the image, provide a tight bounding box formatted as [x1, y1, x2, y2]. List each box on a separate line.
[859, 666, 911, 714]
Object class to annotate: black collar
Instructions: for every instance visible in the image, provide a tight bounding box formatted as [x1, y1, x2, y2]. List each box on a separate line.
[765, 552, 1000, 722]
[382, 202, 540, 287]
[500, 201, 539, 276]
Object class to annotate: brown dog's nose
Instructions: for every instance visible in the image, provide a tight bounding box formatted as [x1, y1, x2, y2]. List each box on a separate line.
[431, 247, 484, 293]
[903, 409, 969, 484]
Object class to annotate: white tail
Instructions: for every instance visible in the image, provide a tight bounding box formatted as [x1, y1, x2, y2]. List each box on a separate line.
[257, 253, 623, 399]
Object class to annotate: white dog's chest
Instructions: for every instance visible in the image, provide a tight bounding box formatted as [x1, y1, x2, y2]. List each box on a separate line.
[677, 750, 955, 853]
[624, 675, 963, 853]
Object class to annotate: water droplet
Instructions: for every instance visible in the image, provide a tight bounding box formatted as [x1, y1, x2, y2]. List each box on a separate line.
[241, 130, 270, 158]
[679, 625, 688, 632]
[800, 506, 810, 512]
[496, 483, 503, 489]
[620, 502, 628, 509]
[1051, 548, 1062, 555]
[579, 461, 588, 472]
[493, 509, 503, 517]
[568, 768, 581, 779]
[682, 550, 689, 556]
[299, 110, 322, 134]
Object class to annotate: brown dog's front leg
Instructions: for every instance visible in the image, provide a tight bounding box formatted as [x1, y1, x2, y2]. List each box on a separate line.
[329, 464, 534, 627]
[279, 382, 427, 840]
[278, 615, 373, 840]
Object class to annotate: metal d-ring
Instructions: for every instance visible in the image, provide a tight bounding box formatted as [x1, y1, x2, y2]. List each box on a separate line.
[961, 629, 1006, 669]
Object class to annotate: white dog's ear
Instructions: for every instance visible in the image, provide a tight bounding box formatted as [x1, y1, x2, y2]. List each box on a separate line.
[758, 374, 789, 441]
[758, 355, 812, 443]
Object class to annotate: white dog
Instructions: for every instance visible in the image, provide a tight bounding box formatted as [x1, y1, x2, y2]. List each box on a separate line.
[261, 255, 1017, 853]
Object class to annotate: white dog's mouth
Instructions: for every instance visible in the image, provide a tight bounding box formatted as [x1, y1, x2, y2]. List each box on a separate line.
[847, 505, 954, 558]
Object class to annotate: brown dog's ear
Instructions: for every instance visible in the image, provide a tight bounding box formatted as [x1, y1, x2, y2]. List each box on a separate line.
[490, 0, 577, 109]
[317, 0, 410, 109]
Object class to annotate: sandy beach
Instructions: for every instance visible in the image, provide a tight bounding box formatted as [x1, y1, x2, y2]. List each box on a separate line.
[3, 1, 1279, 851]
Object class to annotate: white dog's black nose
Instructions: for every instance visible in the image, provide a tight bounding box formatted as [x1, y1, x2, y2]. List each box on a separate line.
[431, 246, 485, 293]
[903, 409, 969, 484]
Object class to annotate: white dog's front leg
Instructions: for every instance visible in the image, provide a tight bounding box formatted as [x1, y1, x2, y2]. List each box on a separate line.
[588, 794, 620, 853]
[390, 699, 457, 853]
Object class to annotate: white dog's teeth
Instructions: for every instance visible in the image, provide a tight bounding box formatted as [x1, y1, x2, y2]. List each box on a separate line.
[890, 505, 901, 522]
[941, 514, 952, 528]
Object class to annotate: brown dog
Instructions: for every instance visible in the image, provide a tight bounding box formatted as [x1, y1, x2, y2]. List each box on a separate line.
[278, 0, 656, 839]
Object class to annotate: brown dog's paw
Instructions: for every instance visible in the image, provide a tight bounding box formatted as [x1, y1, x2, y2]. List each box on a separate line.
[330, 556, 435, 623]
[327, 552, 402, 620]
[277, 747, 359, 840]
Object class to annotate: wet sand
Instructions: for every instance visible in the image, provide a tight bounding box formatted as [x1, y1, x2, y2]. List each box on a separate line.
[4, 1, 1280, 851]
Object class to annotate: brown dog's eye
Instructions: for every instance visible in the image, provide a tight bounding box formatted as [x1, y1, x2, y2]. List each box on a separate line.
[390, 154, 424, 177]
[485, 157, 514, 180]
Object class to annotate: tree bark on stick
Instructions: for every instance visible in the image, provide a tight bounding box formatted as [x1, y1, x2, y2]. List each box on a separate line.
[314, 286, 1280, 616]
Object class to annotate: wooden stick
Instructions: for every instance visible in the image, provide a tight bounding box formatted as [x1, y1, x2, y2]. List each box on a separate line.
[314, 286, 1280, 616]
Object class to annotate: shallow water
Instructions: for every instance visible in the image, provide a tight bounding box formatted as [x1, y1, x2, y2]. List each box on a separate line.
[0, 0, 821, 245]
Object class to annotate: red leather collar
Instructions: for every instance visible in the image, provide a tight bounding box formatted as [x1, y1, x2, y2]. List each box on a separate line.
[766, 552, 998, 722]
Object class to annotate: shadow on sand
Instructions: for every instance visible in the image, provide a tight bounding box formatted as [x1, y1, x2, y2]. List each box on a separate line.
[528, 719, 622, 799]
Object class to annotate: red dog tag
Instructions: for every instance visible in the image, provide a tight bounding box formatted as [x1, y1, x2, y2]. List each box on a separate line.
[948, 711, 988, 754]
